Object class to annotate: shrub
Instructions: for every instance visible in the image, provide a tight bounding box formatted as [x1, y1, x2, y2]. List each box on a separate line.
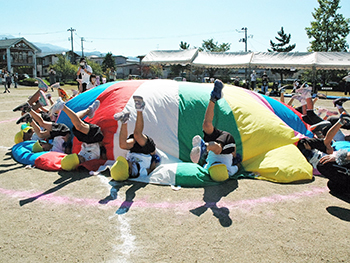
[19, 78, 38, 86]
[64, 80, 77, 85]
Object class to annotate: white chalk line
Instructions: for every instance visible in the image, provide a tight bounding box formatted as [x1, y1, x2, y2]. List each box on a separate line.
[0, 145, 11, 150]
[98, 174, 137, 263]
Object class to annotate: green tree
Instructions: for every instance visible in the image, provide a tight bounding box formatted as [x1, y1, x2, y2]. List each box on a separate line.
[86, 59, 103, 76]
[198, 39, 231, 78]
[268, 27, 296, 52]
[51, 55, 76, 81]
[268, 27, 296, 84]
[305, 0, 350, 52]
[102, 52, 116, 71]
[179, 41, 190, 50]
[199, 38, 231, 52]
[170, 41, 191, 78]
[150, 64, 163, 78]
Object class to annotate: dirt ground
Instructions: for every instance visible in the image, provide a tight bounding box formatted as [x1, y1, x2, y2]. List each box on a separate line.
[1, 85, 350, 263]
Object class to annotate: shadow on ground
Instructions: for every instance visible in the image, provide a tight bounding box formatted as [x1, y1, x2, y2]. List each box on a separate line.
[99, 180, 147, 215]
[326, 206, 350, 222]
[190, 179, 238, 227]
[19, 170, 93, 206]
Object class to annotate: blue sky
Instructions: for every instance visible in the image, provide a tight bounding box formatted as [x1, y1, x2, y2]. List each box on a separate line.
[2, 0, 350, 56]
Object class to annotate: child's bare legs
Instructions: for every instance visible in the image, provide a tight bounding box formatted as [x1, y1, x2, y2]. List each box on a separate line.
[202, 100, 215, 136]
[280, 92, 285, 103]
[119, 122, 130, 150]
[75, 108, 90, 119]
[287, 97, 295, 106]
[133, 111, 148, 147]
[202, 86, 223, 155]
[322, 115, 350, 153]
[114, 111, 133, 150]
[29, 109, 53, 131]
[28, 90, 42, 105]
[29, 119, 51, 140]
[62, 105, 90, 135]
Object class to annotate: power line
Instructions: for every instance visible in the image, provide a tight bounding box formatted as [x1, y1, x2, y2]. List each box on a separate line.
[84, 29, 238, 41]
[18, 30, 66, 36]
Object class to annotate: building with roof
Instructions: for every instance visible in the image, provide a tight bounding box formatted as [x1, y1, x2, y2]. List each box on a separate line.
[0, 37, 41, 77]
[36, 51, 80, 77]
[88, 55, 141, 79]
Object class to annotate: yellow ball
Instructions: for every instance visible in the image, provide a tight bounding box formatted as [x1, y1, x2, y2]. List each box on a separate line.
[208, 163, 229, 182]
[61, 154, 80, 171]
[14, 126, 33, 144]
[32, 140, 44, 153]
[14, 130, 24, 144]
[110, 156, 129, 181]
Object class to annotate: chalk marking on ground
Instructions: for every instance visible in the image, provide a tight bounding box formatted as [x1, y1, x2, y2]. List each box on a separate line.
[0, 145, 11, 150]
[0, 118, 18, 124]
[106, 213, 136, 263]
[0, 186, 328, 210]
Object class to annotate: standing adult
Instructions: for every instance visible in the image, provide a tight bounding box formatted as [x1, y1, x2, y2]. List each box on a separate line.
[261, 71, 269, 94]
[250, 70, 257, 91]
[76, 58, 92, 93]
[48, 68, 56, 91]
[109, 67, 116, 82]
[343, 72, 350, 96]
[13, 73, 18, 88]
[4, 71, 11, 93]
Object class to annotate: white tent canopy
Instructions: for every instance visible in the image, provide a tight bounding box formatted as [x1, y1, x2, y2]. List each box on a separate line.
[142, 49, 198, 66]
[314, 52, 350, 70]
[142, 49, 350, 70]
[192, 51, 252, 68]
[250, 52, 316, 70]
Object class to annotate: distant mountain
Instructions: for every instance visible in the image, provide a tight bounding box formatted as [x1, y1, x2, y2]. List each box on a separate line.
[0, 34, 16, 40]
[33, 42, 68, 53]
[0, 36, 139, 60]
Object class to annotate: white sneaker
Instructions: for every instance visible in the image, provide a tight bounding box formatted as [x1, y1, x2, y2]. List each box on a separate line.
[88, 100, 100, 118]
[190, 135, 207, 164]
[114, 111, 130, 124]
[133, 95, 145, 111]
[50, 98, 65, 116]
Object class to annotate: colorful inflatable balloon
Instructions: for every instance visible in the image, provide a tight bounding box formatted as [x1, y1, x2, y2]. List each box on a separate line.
[12, 80, 314, 186]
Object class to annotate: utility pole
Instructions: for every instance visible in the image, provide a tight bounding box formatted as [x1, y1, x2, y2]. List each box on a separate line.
[238, 27, 253, 81]
[67, 27, 76, 63]
[239, 27, 248, 52]
[81, 37, 85, 58]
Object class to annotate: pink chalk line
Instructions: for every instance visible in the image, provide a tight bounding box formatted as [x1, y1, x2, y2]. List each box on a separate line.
[0, 186, 328, 210]
[0, 118, 18, 124]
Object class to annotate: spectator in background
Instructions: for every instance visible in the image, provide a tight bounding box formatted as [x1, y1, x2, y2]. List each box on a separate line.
[109, 67, 116, 82]
[49, 68, 56, 91]
[13, 73, 18, 88]
[87, 74, 97, 90]
[76, 58, 92, 93]
[343, 72, 350, 96]
[4, 71, 11, 93]
[261, 71, 269, 94]
[234, 76, 240, 86]
[250, 70, 257, 91]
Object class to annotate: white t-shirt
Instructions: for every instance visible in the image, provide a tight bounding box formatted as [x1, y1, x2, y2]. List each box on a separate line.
[31, 133, 40, 141]
[250, 73, 256, 81]
[51, 136, 66, 153]
[344, 75, 350, 82]
[80, 65, 93, 84]
[87, 82, 97, 90]
[79, 142, 100, 161]
[204, 151, 239, 176]
[126, 152, 152, 177]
